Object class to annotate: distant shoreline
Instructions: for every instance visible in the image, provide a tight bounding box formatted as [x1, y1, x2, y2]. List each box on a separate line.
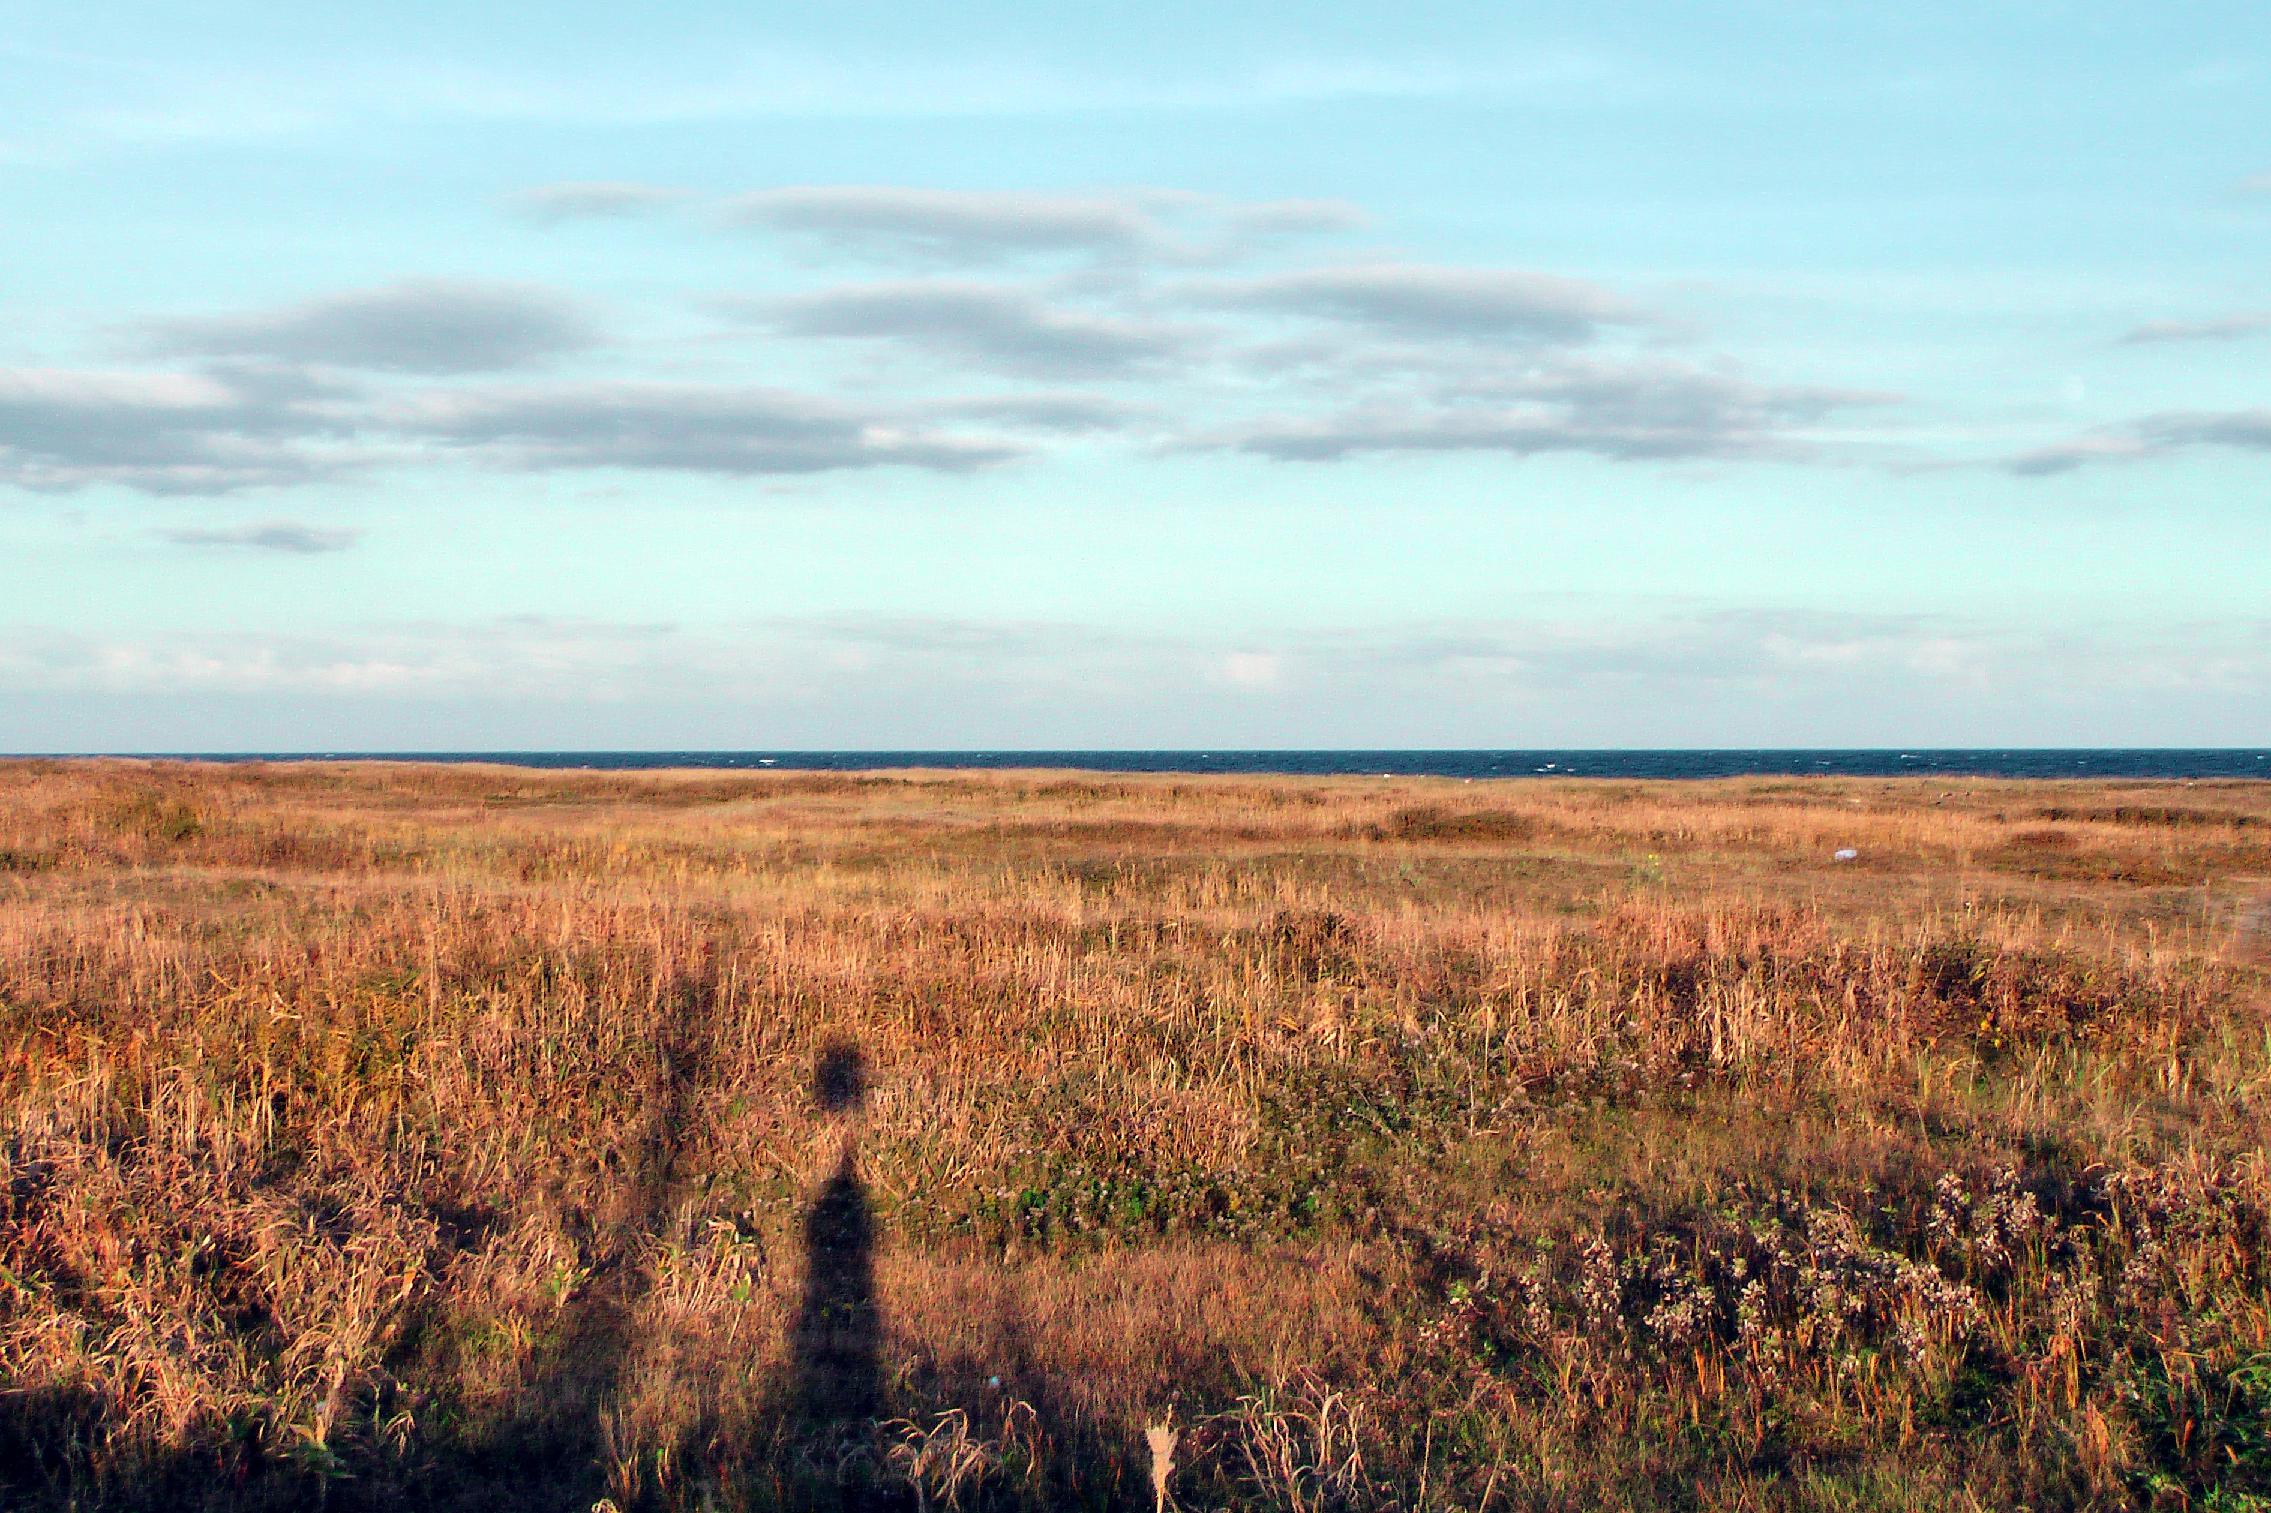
[11, 749, 2270, 780]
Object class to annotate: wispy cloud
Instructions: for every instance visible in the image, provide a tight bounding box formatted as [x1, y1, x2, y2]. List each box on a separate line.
[2005, 435, 2155, 476]
[0, 615, 691, 699]
[136, 280, 598, 374]
[156, 521, 362, 553]
[5, 609, 2261, 749]
[2008, 408, 2271, 474]
[1187, 263, 1647, 342]
[1210, 358, 1893, 464]
[0, 183, 2022, 498]
[5, 353, 1033, 494]
[504, 181, 692, 223]
[2117, 313, 2271, 344]
[717, 185, 1365, 265]
[395, 381, 1020, 475]
[0, 363, 364, 494]
[1224, 199, 1371, 236]
[765, 280, 1198, 377]
[928, 392, 1152, 433]
[724, 186, 1164, 263]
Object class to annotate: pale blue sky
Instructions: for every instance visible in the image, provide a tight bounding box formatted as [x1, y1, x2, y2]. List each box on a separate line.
[2, 2, 2266, 748]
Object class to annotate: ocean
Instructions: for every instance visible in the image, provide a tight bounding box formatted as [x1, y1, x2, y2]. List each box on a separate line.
[97, 750, 2271, 779]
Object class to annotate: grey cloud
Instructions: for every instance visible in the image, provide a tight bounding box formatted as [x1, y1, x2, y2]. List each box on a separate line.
[1229, 410, 1747, 463]
[0, 363, 362, 495]
[507, 181, 692, 223]
[2006, 408, 2271, 474]
[157, 522, 362, 553]
[2005, 436, 2153, 476]
[1223, 337, 1909, 471]
[2147, 409, 2271, 451]
[1224, 199, 1371, 236]
[768, 281, 1193, 377]
[398, 381, 1020, 475]
[139, 280, 598, 374]
[1189, 263, 1644, 341]
[1483, 360, 1890, 426]
[930, 393, 1151, 433]
[724, 187, 1160, 263]
[2, 356, 1033, 495]
[2118, 313, 2271, 344]
[784, 615, 1136, 659]
[719, 186, 1364, 265]
[1216, 360, 1889, 465]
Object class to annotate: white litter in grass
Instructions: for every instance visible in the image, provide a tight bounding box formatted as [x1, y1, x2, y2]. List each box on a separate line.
[1833, 848, 1859, 862]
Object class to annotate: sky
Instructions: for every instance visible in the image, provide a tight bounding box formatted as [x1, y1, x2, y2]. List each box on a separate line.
[2, 1, 2267, 750]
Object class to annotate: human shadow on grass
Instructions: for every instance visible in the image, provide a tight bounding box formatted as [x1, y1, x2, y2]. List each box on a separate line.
[0, 1031, 1123, 1512]
[748, 1039, 892, 1510]
[789, 1042, 883, 1433]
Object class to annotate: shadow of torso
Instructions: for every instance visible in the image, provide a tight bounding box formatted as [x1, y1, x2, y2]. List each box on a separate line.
[790, 1145, 882, 1430]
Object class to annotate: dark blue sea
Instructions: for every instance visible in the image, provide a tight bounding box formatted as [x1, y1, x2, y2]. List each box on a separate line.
[110, 750, 2271, 780]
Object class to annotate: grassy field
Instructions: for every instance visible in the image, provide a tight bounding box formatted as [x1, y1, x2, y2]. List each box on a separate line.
[0, 759, 2267, 1511]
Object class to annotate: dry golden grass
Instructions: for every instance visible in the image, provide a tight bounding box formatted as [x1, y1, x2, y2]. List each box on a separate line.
[0, 759, 2267, 1510]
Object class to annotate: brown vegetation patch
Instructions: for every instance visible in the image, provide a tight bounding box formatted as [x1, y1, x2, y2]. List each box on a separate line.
[0, 761, 2265, 1510]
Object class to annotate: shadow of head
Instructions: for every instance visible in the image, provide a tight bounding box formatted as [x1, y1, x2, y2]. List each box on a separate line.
[814, 1039, 866, 1114]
